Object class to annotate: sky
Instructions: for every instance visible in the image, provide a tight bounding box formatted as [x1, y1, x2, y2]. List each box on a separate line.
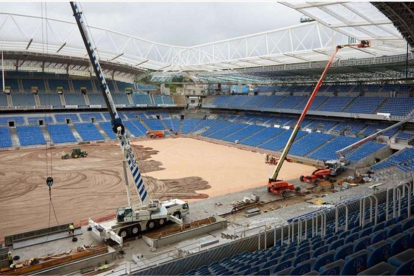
[0, 2, 303, 46]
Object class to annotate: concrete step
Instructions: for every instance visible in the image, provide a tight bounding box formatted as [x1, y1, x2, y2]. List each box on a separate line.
[68, 124, 83, 142]
[9, 127, 20, 148]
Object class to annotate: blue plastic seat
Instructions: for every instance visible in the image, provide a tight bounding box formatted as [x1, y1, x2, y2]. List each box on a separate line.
[401, 218, 414, 231]
[388, 248, 414, 267]
[404, 227, 414, 247]
[340, 249, 370, 275]
[243, 266, 260, 275]
[334, 243, 354, 261]
[289, 258, 316, 275]
[370, 229, 388, 244]
[304, 271, 319, 275]
[280, 252, 295, 263]
[329, 238, 344, 251]
[394, 252, 414, 275]
[297, 246, 311, 256]
[354, 236, 372, 252]
[293, 252, 312, 266]
[272, 259, 293, 274]
[385, 218, 396, 227]
[387, 224, 402, 238]
[311, 240, 325, 250]
[275, 266, 293, 275]
[262, 259, 277, 271]
[313, 250, 336, 272]
[366, 240, 391, 267]
[338, 230, 351, 239]
[387, 233, 411, 256]
[359, 227, 373, 238]
[312, 245, 329, 258]
[345, 232, 359, 244]
[356, 261, 397, 275]
[325, 235, 338, 244]
[373, 221, 385, 232]
[254, 268, 270, 275]
[319, 259, 345, 275]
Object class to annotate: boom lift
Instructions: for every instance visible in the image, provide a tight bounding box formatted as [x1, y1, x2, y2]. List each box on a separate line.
[267, 40, 371, 196]
[70, 2, 189, 246]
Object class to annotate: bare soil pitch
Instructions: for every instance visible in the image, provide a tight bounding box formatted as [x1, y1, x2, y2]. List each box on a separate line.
[0, 137, 314, 237]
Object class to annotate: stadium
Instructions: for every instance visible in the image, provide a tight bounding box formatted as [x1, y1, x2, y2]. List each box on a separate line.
[0, 1, 414, 275]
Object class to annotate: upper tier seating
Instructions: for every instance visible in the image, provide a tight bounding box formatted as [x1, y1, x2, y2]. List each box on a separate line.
[0, 116, 25, 126]
[72, 80, 93, 92]
[345, 97, 386, 114]
[201, 121, 232, 136]
[2, 78, 19, 91]
[11, 93, 36, 106]
[318, 97, 354, 112]
[116, 81, 135, 92]
[377, 98, 414, 116]
[227, 96, 250, 107]
[27, 116, 54, 125]
[48, 79, 71, 92]
[240, 127, 286, 147]
[258, 95, 285, 109]
[113, 94, 130, 105]
[223, 125, 265, 143]
[295, 96, 328, 111]
[241, 95, 267, 107]
[80, 113, 104, 122]
[346, 142, 386, 162]
[22, 79, 45, 92]
[181, 119, 201, 134]
[38, 93, 62, 106]
[131, 93, 152, 105]
[372, 148, 414, 172]
[64, 94, 86, 105]
[207, 123, 247, 139]
[274, 96, 305, 109]
[0, 127, 12, 148]
[0, 93, 8, 107]
[16, 126, 46, 146]
[88, 94, 106, 105]
[74, 123, 104, 141]
[47, 124, 77, 144]
[137, 84, 157, 91]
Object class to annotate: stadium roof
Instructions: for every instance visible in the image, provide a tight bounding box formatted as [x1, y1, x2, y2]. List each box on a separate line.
[0, 2, 410, 74]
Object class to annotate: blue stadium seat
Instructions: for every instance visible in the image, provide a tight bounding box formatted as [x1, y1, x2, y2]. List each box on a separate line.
[341, 250, 370, 275]
[357, 261, 396, 275]
[47, 124, 77, 144]
[0, 127, 13, 148]
[74, 123, 104, 141]
[12, 93, 36, 106]
[16, 126, 46, 146]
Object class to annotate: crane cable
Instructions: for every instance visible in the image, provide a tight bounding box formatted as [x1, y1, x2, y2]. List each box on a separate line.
[41, 3, 60, 236]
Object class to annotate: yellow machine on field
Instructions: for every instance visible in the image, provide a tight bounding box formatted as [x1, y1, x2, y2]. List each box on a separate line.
[61, 148, 88, 159]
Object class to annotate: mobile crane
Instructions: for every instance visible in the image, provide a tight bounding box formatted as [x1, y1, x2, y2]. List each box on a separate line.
[70, 2, 189, 246]
[267, 40, 371, 196]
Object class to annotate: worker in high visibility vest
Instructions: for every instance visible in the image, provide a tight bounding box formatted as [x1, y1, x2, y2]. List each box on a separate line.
[8, 251, 13, 267]
[68, 223, 75, 236]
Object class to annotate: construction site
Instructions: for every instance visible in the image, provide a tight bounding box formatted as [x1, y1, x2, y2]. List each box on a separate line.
[1, 1, 414, 275]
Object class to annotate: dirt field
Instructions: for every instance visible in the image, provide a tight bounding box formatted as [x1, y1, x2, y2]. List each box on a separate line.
[0, 137, 314, 237]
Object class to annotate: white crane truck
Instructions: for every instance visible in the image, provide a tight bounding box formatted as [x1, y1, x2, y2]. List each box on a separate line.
[70, 2, 189, 246]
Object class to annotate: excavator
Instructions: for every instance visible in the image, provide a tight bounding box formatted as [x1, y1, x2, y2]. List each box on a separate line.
[267, 40, 371, 197]
[146, 129, 177, 138]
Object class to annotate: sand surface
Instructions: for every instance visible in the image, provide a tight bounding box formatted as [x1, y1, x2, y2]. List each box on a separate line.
[0, 138, 314, 237]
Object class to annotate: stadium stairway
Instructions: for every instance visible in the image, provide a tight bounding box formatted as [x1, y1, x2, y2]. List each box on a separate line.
[9, 128, 20, 147]
[94, 123, 111, 140]
[68, 124, 83, 142]
[40, 125, 52, 144]
[34, 93, 40, 106]
[179, 118, 184, 133]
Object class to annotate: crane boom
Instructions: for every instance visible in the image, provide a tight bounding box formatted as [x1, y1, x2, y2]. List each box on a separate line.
[269, 41, 370, 182]
[71, 2, 149, 205]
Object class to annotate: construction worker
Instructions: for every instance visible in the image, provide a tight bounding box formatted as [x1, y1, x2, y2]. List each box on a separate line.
[68, 223, 75, 236]
[7, 251, 13, 267]
[265, 154, 269, 163]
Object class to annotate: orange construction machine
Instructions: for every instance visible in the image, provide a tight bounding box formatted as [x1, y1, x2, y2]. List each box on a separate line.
[267, 40, 370, 197]
[299, 159, 349, 184]
[145, 129, 178, 139]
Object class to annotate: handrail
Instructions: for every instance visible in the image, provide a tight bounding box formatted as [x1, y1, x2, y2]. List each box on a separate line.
[396, 182, 412, 217]
[335, 203, 349, 232]
[368, 195, 379, 225]
[386, 187, 394, 221]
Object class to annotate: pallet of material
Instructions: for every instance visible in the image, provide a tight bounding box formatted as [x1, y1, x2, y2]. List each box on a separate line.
[0, 246, 108, 275]
[145, 217, 216, 239]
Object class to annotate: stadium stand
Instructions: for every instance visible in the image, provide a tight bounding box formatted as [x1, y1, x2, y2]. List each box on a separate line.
[80, 113, 104, 122]
[223, 125, 265, 143]
[191, 120, 217, 133]
[309, 136, 360, 160]
[0, 116, 25, 126]
[64, 94, 86, 105]
[113, 93, 130, 105]
[144, 119, 165, 130]
[22, 79, 46, 92]
[0, 93, 9, 107]
[72, 79, 94, 92]
[0, 127, 12, 148]
[2, 78, 20, 92]
[131, 93, 152, 105]
[38, 93, 62, 106]
[132, 121, 148, 134]
[48, 79, 71, 92]
[16, 126, 46, 146]
[318, 97, 354, 112]
[124, 121, 145, 137]
[295, 96, 328, 111]
[99, 122, 117, 139]
[181, 119, 201, 134]
[241, 127, 285, 147]
[116, 81, 135, 92]
[74, 123, 104, 141]
[260, 129, 308, 152]
[241, 95, 267, 107]
[372, 148, 414, 172]
[207, 123, 247, 139]
[258, 95, 285, 108]
[47, 124, 77, 144]
[163, 119, 180, 132]
[345, 97, 386, 114]
[346, 142, 386, 162]
[227, 96, 249, 107]
[290, 132, 334, 157]
[137, 84, 157, 91]
[274, 96, 305, 109]
[27, 116, 54, 125]
[88, 94, 106, 105]
[55, 114, 80, 123]
[181, 191, 414, 276]
[11, 93, 36, 106]
[201, 121, 232, 136]
[377, 98, 414, 116]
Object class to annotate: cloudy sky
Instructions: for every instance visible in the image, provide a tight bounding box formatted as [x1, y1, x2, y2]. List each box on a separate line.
[1, 2, 302, 46]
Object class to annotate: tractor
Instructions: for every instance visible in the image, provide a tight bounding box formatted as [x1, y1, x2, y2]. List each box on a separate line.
[61, 148, 88, 159]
